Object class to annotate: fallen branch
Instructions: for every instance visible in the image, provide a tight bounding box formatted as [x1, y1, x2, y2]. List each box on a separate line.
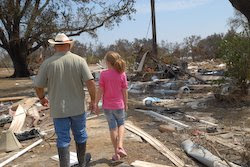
[207, 142, 233, 167]
[182, 139, 240, 167]
[205, 135, 245, 154]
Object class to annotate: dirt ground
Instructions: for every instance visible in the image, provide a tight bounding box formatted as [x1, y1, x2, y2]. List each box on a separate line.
[0, 67, 250, 167]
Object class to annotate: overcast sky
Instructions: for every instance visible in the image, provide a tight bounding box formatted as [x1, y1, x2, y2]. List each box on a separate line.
[74, 0, 235, 46]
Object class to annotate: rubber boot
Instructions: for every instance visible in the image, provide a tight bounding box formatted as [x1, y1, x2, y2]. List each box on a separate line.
[57, 146, 70, 167]
[75, 142, 91, 167]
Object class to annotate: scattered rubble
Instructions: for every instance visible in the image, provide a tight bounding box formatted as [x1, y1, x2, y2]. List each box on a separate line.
[0, 57, 249, 166]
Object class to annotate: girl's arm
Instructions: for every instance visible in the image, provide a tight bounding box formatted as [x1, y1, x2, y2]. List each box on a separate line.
[122, 88, 128, 111]
[95, 86, 103, 114]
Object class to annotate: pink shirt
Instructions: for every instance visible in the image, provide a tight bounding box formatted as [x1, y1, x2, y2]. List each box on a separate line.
[99, 69, 128, 110]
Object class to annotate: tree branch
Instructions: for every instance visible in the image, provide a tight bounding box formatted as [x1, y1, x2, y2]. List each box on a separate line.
[0, 6, 10, 36]
[24, 0, 50, 40]
[29, 41, 43, 54]
[19, 0, 32, 18]
[0, 28, 8, 48]
[66, 1, 131, 37]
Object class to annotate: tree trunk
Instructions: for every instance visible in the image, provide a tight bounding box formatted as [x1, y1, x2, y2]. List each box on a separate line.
[11, 55, 30, 77]
[7, 44, 30, 78]
[229, 0, 250, 24]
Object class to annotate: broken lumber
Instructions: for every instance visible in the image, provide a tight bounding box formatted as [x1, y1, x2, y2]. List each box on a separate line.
[125, 122, 185, 167]
[21, 97, 38, 111]
[176, 66, 207, 84]
[8, 105, 26, 133]
[0, 139, 43, 167]
[0, 96, 27, 102]
[135, 109, 190, 129]
[205, 135, 245, 154]
[131, 160, 173, 167]
[135, 51, 149, 72]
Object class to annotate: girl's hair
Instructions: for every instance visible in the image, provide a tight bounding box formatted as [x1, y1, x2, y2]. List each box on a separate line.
[105, 51, 126, 73]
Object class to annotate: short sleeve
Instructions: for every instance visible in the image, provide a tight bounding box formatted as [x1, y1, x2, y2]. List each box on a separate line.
[81, 59, 94, 82]
[99, 72, 104, 88]
[34, 62, 48, 88]
[121, 73, 128, 89]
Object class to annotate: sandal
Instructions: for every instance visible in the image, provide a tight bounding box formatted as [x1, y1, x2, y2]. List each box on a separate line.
[117, 147, 127, 157]
[112, 154, 121, 161]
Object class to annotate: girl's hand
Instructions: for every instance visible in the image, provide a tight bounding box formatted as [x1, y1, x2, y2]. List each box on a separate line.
[125, 104, 128, 112]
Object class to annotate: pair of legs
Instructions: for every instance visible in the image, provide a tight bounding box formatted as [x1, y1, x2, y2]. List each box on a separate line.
[53, 113, 90, 167]
[104, 109, 127, 160]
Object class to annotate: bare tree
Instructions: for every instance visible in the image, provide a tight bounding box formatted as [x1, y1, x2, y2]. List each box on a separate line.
[183, 35, 201, 61]
[0, 0, 136, 77]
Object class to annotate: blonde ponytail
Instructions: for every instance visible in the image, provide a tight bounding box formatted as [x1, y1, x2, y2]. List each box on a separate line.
[105, 51, 126, 73]
[114, 58, 126, 73]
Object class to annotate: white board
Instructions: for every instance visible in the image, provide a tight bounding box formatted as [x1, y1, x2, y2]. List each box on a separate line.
[51, 152, 78, 166]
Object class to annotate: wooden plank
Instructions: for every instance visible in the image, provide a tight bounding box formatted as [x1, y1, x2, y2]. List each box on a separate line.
[0, 139, 43, 167]
[0, 96, 27, 102]
[51, 152, 78, 166]
[131, 160, 173, 167]
[135, 109, 190, 129]
[205, 135, 245, 153]
[8, 105, 26, 133]
[135, 51, 149, 72]
[8, 98, 38, 133]
[125, 122, 185, 167]
[21, 97, 38, 111]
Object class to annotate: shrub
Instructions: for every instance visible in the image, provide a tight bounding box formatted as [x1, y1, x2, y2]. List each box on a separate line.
[218, 34, 250, 94]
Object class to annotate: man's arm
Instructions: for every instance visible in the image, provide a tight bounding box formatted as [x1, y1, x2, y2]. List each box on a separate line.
[35, 87, 48, 107]
[122, 88, 128, 111]
[85, 79, 96, 113]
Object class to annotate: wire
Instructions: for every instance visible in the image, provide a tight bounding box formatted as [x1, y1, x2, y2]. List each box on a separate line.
[145, 15, 152, 39]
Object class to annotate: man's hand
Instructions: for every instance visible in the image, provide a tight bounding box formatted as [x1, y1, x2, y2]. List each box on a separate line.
[40, 97, 49, 107]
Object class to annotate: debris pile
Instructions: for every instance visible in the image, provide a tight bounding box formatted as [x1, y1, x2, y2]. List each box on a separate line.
[0, 54, 249, 166]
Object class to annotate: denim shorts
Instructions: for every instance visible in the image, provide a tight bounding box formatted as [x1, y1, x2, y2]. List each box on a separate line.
[103, 109, 125, 130]
[53, 113, 87, 148]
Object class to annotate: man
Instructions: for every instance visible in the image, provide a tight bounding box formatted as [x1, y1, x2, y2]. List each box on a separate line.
[34, 33, 96, 167]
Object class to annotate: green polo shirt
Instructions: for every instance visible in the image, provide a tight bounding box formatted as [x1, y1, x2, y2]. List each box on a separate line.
[34, 51, 93, 118]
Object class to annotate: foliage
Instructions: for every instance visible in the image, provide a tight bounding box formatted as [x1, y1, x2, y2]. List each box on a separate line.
[218, 34, 250, 91]
[0, 0, 136, 77]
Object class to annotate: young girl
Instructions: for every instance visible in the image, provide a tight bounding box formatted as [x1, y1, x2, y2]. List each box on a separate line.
[96, 51, 128, 161]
